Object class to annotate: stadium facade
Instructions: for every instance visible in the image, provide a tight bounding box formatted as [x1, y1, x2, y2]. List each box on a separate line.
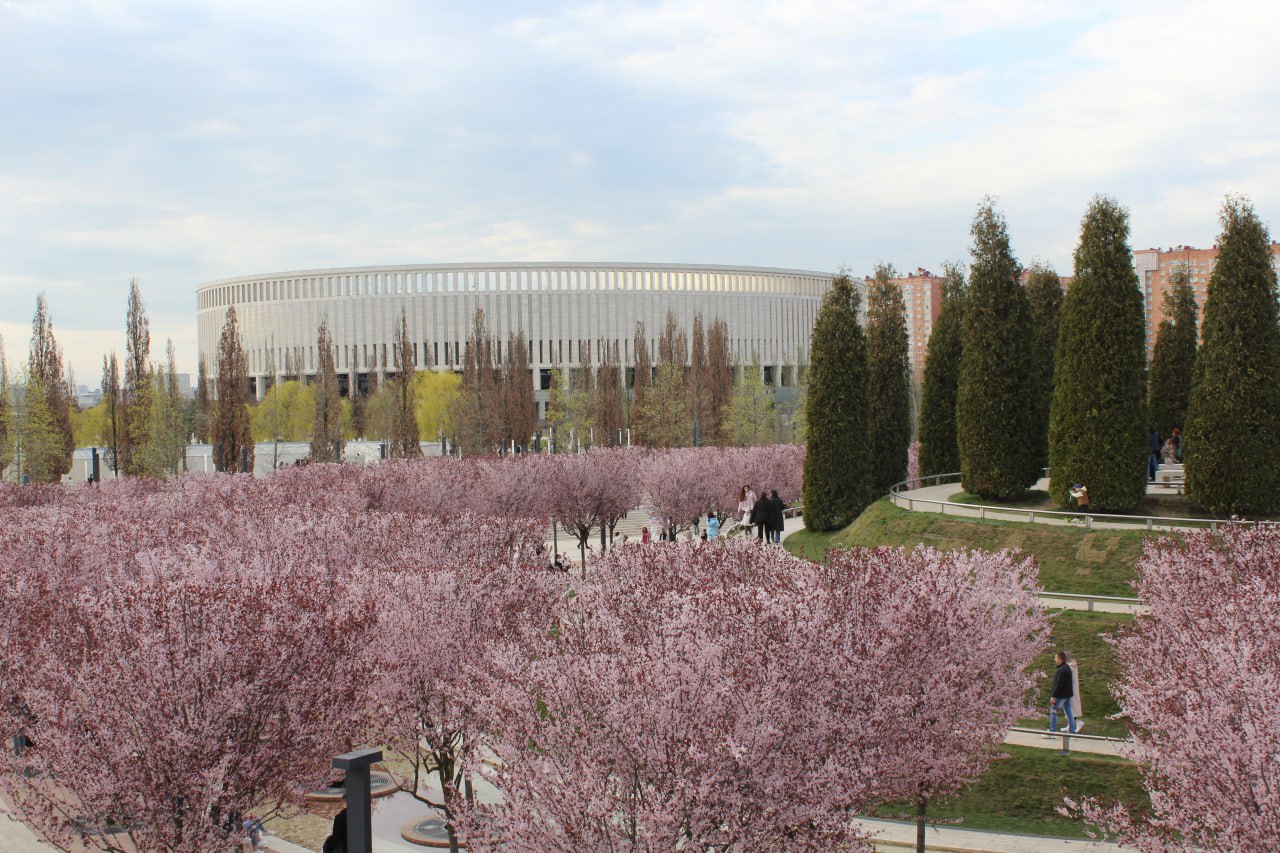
[196, 262, 837, 412]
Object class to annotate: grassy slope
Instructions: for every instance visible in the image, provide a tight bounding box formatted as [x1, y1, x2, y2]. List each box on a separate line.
[1029, 611, 1131, 738]
[872, 745, 1148, 838]
[786, 498, 1156, 596]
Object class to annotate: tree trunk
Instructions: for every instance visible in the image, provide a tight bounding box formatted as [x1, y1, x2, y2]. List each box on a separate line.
[916, 793, 927, 853]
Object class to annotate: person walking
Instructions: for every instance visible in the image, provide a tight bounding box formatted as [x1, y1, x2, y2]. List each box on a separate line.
[749, 488, 768, 541]
[706, 512, 721, 539]
[641, 526, 650, 545]
[737, 485, 756, 532]
[1069, 483, 1089, 522]
[1044, 651, 1080, 736]
[766, 490, 786, 544]
[1147, 426, 1162, 482]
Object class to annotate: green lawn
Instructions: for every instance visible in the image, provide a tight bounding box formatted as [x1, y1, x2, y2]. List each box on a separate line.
[786, 498, 1157, 596]
[1027, 611, 1132, 738]
[871, 745, 1148, 838]
[949, 489, 1052, 508]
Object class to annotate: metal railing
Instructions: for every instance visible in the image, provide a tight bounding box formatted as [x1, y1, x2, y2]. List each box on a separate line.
[1007, 725, 1131, 754]
[887, 471, 1270, 533]
[1039, 590, 1145, 613]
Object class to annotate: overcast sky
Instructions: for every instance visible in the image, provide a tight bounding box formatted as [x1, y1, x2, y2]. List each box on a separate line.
[2, 0, 1278, 382]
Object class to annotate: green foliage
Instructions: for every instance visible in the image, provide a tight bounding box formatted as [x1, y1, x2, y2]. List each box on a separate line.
[251, 381, 316, 442]
[917, 264, 965, 476]
[1025, 263, 1063, 470]
[865, 264, 912, 494]
[412, 371, 460, 441]
[73, 400, 110, 448]
[956, 200, 1040, 499]
[546, 366, 597, 451]
[0, 341, 11, 476]
[17, 376, 63, 483]
[1147, 265, 1198, 439]
[1048, 196, 1150, 511]
[632, 362, 689, 449]
[310, 320, 345, 463]
[802, 272, 870, 531]
[1185, 196, 1280, 514]
[724, 362, 775, 446]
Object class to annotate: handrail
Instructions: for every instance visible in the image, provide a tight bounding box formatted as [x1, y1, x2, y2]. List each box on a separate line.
[887, 470, 1276, 533]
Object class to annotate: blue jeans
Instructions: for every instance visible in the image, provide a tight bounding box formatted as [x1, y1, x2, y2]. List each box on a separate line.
[1148, 453, 1159, 481]
[769, 529, 781, 544]
[1050, 697, 1076, 734]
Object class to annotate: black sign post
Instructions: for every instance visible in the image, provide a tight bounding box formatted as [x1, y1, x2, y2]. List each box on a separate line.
[333, 747, 382, 853]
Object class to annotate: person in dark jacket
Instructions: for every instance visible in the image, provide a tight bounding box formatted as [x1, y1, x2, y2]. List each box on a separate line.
[1147, 426, 1162, 482]
[322, 808, 347, 853]
[749, 487, 769, 541]
[766, 490, 786, 543]
[1045, 651, 1079, 735]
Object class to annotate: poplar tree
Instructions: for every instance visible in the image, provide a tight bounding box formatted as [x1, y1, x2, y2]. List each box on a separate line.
[28, 295, 74, 480]
[101, 354, 122, 476]
[956, 200, 1039, 499]
[502, 331, 536, 451]
[865, 264, 912, 494]
[0, 336, 11, 477]
[457, 310, 503, 455]
[1147, 265, 1198, 438]
[121, 279, 151, 476]
[631, 322, 652, 443]
[310, 318, 345, 463]
[211, 307, 254, 473]
[705, 319, 733, 445]
[594, 340, 625, 447]
[802, 272, 870, 531]
[1025, 263, 1064, 470]
[388, 309, 422, 458]
[688, 314, 710, 445]
[194, 354, 212, 444]
[1048, 196, 1147, 511]
[918, 264, 966, 477]
[1185, 196, 1280, 514]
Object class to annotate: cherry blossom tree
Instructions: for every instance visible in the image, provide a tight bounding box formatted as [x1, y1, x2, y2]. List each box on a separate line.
[820, 545, 1048, 851]
[0, 563, 377, 853]
[370, 516, 562, 853]
[1075, 526, 1280, 851]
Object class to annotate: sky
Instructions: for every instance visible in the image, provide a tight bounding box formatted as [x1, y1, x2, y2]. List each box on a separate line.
[2, 0, 1278, 383]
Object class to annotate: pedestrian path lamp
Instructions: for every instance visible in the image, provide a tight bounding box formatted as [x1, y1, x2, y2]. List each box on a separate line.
[333, 747, 382, 853]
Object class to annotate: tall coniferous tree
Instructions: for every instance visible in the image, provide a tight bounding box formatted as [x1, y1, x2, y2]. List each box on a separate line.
[802, 272, 870, 531]
[1025, 263, 1064, 471]
[956, 200, 1039, 499]
[865, 264, 912, 494]
[1147, 265, 1198, 438]
[1185, 196, 1280, 514]
[28, 295, 74, 480]
[121, 279, 151, 476]
[211, 307, 254, 473]
[1048, 196, 1147, 511]
[457, 310, 503, 455]
[688, 314, 710, 445]
[918, 264, 966, 476]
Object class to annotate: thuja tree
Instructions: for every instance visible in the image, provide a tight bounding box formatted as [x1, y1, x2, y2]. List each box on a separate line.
[1077, 527, 1280, 849]
[211, 306, 254, 473]
[1185, 196, 1280, 514]
[1025, 263, 1063, 471]
[917, 264, 965, 477]
[310, 319, 345, 463]
[802, 272, 870, 531]
[1049, 196, 1147, 510]
[956, 200, 1039, 499]
[1147, 264, 1198, 438]
[866, 263, 912, 494]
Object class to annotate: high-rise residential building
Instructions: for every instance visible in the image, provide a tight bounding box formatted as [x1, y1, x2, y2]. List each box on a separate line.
[1133, 243, 1280, 353]
[868, 268, 943, 385]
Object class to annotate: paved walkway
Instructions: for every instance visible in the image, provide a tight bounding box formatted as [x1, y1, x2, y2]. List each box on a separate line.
[858, 816, 1132, 852]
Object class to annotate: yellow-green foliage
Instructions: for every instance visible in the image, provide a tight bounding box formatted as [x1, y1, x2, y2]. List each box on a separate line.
[252, 381, 316, 442]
